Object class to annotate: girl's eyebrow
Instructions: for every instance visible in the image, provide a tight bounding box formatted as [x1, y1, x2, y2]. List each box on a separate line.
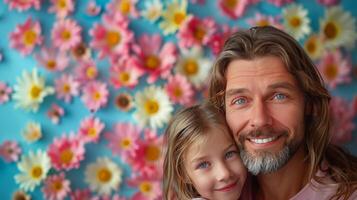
[190, 144, 235, 164]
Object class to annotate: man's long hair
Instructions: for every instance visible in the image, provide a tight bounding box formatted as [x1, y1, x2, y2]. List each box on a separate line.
[208, 26, 357, 199]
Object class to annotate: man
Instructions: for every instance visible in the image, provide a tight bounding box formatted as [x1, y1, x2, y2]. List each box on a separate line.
[209, 26, 357, 200]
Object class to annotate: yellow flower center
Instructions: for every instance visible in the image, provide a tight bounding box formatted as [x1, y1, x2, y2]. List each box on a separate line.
[61, 30, 71, 41]
[106, 31, 121, 47]
[119, 72, 130, 83]
[86, 67, 96, 79]
[88, 127, 97, 137]
[63, 84, 71, 93]
[257, 19, 269, 27]
[120, 0, 131, 15]
[60, 149, 73, 164]
[23, 30, 37, 46]
[52, 180, 63, 191]
[173, 87, 182, 98]
[324, 63, 338, 81]
[194, 27, 206, 42]
[139, 181, 152, 194]
[120, 138, 132, 149]
[289, 16, 301, 28]
[92, 92, 101, 101]
[97, 168, 112, 182]
[183, 59, 198, 75]
[324, 22, 338, 40]
[145, 55, 160, 69]
[31, 166, 43, 179]
[305, 37, 317, 54]
[46, 60, 57, 70]
[144, 100, 159, 115]
[26, 129, 41, 141]
[224, 0, 238, 9]
[174, 12, 186, 25]
[58, 0, 67, 9]
[30, 85, 42, 99]
[116, 94, 130, 109]
[145, 145, 160, 162]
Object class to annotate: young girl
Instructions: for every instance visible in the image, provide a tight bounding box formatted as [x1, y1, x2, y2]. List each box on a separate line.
[163, 101, 247, 200]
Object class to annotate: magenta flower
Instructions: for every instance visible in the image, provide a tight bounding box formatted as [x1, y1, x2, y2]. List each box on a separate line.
[218, 0, 258, 19]
[70, 188, 91, 200]
[42, 173, 71, 200]
[177, 16, 217, 49]
[75, 59, 99, 84]
[208, 24, 237, 56]
[106, 0, 139, 18]
[165, 74, 194, 106]
[127, 174, 162, 200]
[267, 0, 294, 7]
[317, 0, 340, 6]
[48, 0, 75, 19]
[36, 47, 69, 72]
[4, 0, 41, 11]
[48, 134, 85, 171]
[109, 55, 143, 89]
[0, 81, 12, 104]
[47, 103, 65, 124]
[78, 116, 105, 143]
[10, 17, 43, 56]
[81, 81, 109, 112]
[52, 19, 82, 51]
[54, 74, 80, 103]
[0, 140, 21, 163]
[132, 34, 177, 83]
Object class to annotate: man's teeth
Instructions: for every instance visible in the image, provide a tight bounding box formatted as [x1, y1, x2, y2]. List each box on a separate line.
[250, 136, 278, 144]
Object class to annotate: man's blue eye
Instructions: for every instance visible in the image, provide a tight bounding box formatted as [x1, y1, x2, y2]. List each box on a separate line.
[234, 98, 246, 105]
[225, 151, 237, 159]
[197, 162, 210, 169]
[275, 93, 286, 100]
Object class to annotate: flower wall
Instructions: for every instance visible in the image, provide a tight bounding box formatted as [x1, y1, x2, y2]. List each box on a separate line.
[0, 0, 356, 199]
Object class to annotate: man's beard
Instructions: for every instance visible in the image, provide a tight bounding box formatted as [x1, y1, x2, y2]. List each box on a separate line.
[237, 126, 301, 175]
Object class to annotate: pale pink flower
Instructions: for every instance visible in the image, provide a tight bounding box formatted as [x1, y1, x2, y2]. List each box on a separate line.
[47, 103, 65, 124]
[318, 50, 352, 89]
[267, 0, 294, 7]
[48, 0, 75, 19]
[0, 81, 12, 104]
[208, 24, 237, 56]
[86, 1, 101, 16]
[42, 172, 71, 200]
[48, 134, 85, 171]
[52, 19, 82, 51]
[127, 175, 162, 200]
[109, 56, 143, 89]
[4, 0, 41, 11]
[247, 13, 283, 29]
[317, 0, 340, 6]
[104, 122, 140, 161]
[106, 0, 139, 18]
[89, 13, 133, 59]
[0, 140, 21, 162]
[218, 0, 258, 19]
[75, 59, 99, 84]
[36, 47, 69, 72]
[78, 116, 105, 143]
[54, 74, 80, 103]
[330, 97, 355, 145]
[132, 34, 177, 83]
[177, 16, 217, 49]
[165, 74, 194, 106]
[10, 17, 43, 56]
[70, 188, 91, 200]
[81, 81, 109, 112]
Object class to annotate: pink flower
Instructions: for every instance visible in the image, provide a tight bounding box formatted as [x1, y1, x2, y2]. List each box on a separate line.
[47, 103, 65, 124]
[55, 74, 80, 103]
[42, 173, 71, 200]
[91, 194, 127, 200]
[86, 1, 101, 16]
[177, 16, 217, 49]
[36, 47, 69, 72]
[208, 24, 237, 56]
[247, 13, 283, 29]
[81, 81, 109, 112]
[0, 140, 21, 162]
[267, 0, 294, 7]
[165, 74, 194, 106]
[89, 13, 133, 59]
[127, 175, 162, 200]
[4, 0, 41, 11]
[70, 188, 91, 200]
[318, 50, 352, 89]
[75, 59, 99, 84]
[52, 19, 82, 51]
[218, 0, 258, 19]
[106, 0, 139, 18]
[48, 0, 75, 19]
[132, 34, 177, 83]
[104, 122, 140, 161]
[109, 56, 143, 89]
[9, 17, 43, 56]
[0, 81, 12, 104]
[317, 0, 340, 6]
[48, 134, 85, 171]
[330, 97, 355, 145]
[78, 116, 105, 143]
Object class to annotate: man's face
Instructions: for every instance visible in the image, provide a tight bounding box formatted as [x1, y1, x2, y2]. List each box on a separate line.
[224, 56, 305, 175]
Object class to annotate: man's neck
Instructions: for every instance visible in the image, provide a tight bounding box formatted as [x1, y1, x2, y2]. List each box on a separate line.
[255, 147, 309, 200]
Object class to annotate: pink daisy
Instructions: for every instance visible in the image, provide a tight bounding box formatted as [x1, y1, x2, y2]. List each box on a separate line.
[0, 81, 12, 104]
[48, 0, 75, 19]
[75, 59, 99, 84]
[127, 175, 162, 200]
[86, 1, 101, 16]
[317, 50, 352, 89]
[89, 13, 133, 59]
[54, 74, 80, 103]
[9, 17, 43, 56]
[70, 188, 91, 200]
[114, 92, 133, 112]
[247, 13, 283, 29]
[42, 172, 71, 200]
[71, 42, 92, 61]
[164, 74, 194, 106]
[104, 122, 140, 161]
[177, 16, 217, 49]
[81, 81, 109, 112]
[208, 24, 237, 56]
[78, 116, 105, 143]
[47, 103, 65, 124]
[52, 19, 82, 51]
[329, 97, 355, 145]
[132, 34, 177, 83]
[316, 0, 340, 6]
[0, 140, 22, 163]
[106, 0, 139, 18]
[218, 0, 258, 19]
[48, 134, 85, 171]
[267, 0, 294, 7]
[109, 55, 143, 89]
[36, 47, 69, 72]
[4, 0, 41, 11]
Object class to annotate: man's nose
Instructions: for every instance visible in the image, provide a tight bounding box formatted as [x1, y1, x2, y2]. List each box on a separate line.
[216, 162, 231, 182]
[250, 99, 272, 128]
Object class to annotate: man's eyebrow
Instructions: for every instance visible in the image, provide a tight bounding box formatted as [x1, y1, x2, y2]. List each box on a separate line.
[225, 88, 248, 99]
[267, 82, 298, 90]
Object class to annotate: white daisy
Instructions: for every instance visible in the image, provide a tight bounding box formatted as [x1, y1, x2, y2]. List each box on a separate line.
[319, 6, 357, 49]
[134, 85, 173, 129]
[13, 68, 54, 112]
[159, 0, 190, 35]
[175, 46, 212, 88]
[22, 121, 42, 143]
[14, 150, 51, 192]
[304, 33, 324, 60]
[282, 3, 311, 40]
[85, 157, 122, 195]
[141, 0, 163, 23]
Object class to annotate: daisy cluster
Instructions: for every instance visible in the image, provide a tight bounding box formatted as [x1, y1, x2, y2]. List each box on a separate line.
[0, 0, 356, 199]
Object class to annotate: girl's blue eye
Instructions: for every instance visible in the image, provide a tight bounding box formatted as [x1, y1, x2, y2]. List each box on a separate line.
[197, 161, 210, 169]
[225, 150, 238, 159]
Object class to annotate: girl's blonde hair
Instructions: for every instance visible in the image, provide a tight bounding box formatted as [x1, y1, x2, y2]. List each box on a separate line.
[163, 101, 229, 200]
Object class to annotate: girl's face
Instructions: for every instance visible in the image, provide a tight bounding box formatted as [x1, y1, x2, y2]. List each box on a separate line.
[184, 126, 247, 200]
